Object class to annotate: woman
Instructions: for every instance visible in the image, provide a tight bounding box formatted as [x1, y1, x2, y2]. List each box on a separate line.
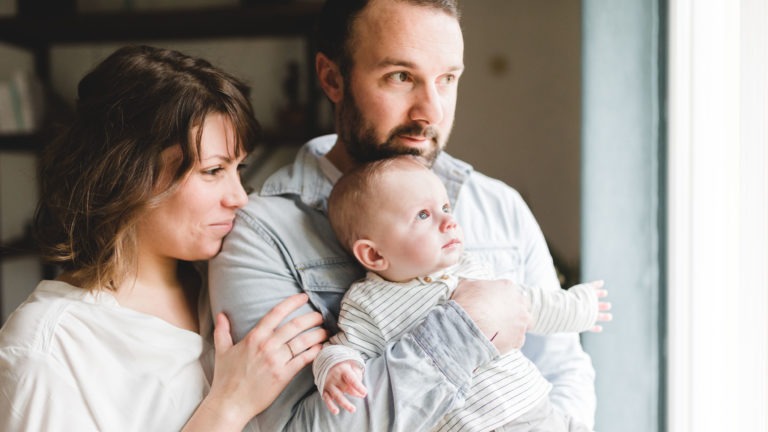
[0, 45, 326, 431]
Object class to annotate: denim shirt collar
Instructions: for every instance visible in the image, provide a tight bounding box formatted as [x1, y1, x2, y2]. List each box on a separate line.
[260, 134, 475, 211]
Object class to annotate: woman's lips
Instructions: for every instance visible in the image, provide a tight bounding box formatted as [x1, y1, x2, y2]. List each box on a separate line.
[210, 220, 234, 234]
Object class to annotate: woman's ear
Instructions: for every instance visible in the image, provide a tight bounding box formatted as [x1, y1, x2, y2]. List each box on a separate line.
[316, 52, 344, 104]
[352, 239, 389, 272]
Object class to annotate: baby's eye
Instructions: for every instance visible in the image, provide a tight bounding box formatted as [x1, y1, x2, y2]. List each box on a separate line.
[417, 210, 430, 220]
[442, 203, 451, 214]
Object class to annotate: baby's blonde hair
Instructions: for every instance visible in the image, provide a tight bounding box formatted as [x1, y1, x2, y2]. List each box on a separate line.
[328, 155, 430, 252]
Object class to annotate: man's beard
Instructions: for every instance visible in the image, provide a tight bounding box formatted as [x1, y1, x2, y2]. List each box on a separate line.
[337, 91, 445, 167]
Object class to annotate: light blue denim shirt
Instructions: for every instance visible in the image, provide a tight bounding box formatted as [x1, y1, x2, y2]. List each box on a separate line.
[209, 135, 596, 431]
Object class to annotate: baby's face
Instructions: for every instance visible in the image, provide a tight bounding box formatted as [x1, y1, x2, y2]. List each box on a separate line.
[368, 167, 464, 281]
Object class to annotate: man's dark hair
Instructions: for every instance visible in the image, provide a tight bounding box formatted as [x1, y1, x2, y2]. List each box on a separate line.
[315, 0, 461, 76]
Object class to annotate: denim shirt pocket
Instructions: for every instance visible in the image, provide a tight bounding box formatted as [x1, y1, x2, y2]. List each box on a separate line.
[465, 245, 523, 283]
[296, 257, 365, 333]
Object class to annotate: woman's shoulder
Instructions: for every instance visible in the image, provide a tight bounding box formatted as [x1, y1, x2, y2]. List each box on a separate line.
[0, 282, 116, 431]
[0, 281, 90, 354]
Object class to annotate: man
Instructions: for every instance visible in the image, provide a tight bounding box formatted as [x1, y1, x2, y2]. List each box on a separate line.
[209, 0, 596, 430]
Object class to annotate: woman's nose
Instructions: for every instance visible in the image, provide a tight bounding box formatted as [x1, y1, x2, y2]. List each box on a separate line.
[223, 177, 248, 209]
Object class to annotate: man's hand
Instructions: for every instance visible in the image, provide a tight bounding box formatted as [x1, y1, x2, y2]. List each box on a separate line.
[452, 279, 532, 354]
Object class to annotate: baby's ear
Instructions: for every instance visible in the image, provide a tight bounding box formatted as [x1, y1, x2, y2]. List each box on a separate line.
[352, 239, 389, 272]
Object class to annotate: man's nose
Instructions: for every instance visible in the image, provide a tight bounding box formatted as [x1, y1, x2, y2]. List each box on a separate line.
[410, 83, 444, 125]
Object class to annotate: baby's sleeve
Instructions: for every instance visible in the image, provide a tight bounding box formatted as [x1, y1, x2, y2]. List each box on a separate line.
[525, 283, 598, 334]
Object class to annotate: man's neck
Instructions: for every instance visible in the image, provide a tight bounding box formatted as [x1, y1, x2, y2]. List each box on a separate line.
[324, 140, 358, 174]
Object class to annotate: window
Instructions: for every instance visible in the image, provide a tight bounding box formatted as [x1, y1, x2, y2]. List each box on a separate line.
[667, 1, 768, 430]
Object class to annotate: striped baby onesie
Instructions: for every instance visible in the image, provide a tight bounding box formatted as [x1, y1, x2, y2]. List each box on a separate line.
[313, 254, 598, 432]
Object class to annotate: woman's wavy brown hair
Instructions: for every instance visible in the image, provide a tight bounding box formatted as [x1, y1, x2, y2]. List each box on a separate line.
[33, 45, 260, 291]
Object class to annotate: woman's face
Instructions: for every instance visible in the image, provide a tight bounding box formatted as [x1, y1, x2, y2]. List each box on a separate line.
[136, 113, 249, 263]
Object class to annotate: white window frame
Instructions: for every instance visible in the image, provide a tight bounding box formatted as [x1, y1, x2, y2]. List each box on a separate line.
[667, 1, 767, 431]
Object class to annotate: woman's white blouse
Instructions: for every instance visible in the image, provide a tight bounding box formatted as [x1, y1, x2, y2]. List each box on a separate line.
[0, 280, 213, 431]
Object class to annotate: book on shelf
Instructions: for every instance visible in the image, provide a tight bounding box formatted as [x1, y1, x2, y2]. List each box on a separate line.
[0, 70, 44, 135]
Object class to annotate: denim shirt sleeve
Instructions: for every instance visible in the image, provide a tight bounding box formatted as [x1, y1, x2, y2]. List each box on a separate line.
[208, 195, 496, 431]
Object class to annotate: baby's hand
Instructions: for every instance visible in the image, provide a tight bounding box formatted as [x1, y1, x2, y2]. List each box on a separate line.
[589, 280, 613, 332]
[322, 360, 367, 415]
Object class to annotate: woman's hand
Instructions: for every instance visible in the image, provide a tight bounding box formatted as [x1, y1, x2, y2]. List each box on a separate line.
[184, 293, 327, 431]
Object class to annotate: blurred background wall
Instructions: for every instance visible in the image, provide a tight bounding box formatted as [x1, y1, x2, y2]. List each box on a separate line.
[0, 0, 583, 317]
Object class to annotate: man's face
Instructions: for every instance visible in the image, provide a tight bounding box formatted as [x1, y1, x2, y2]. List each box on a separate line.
[337, 0, 465, 166]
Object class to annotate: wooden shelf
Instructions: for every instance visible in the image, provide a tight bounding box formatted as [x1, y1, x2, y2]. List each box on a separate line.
[0, 134, 45, 152]
[0, 128, 324, 153]
[0, 231, 38, 259]
[0, 3, 327, 152]
[0, 3, 323, 48]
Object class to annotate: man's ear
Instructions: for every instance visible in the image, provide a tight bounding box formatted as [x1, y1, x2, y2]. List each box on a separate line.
[352, 239, 389, 272]
[316, 52, 344, 104]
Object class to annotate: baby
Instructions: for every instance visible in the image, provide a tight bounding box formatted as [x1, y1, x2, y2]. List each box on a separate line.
[314, 155, 611, 431]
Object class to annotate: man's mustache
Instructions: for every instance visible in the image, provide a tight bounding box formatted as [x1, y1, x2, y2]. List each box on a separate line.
[389, 123, 440, 141]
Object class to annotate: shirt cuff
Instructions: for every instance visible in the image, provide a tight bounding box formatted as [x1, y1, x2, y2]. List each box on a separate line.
[411, 300, 497, 389]
[313, 344, 366, 395]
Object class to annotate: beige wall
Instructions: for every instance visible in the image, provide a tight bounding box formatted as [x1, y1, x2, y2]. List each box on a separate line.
[453, 0, 582, 273]
[47, 38, 307, 132]
[0, 41, 38, 319]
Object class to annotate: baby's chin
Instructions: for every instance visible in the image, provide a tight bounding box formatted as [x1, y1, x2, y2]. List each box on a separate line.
[435, 254, 462, 273]
[448, 252, 462, 264]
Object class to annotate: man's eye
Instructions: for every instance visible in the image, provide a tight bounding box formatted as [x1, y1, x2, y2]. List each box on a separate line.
[390, 71, 409, 83]
[442, 204, 451, 213]
[417, 210, 430, 220]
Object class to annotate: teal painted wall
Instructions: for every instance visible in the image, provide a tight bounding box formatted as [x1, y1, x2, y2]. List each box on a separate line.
[580, 1, 665, 431]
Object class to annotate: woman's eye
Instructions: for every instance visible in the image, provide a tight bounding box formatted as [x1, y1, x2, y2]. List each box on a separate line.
[417, 210, 430, 220]
[202, 166, 224, 176]
[442, 204, 451, 213]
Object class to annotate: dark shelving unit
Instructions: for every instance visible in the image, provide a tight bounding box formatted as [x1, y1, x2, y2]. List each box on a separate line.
[0, 133, 46, 152]
[0, 3, 324, 152]
[0, 4, 322, 47]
